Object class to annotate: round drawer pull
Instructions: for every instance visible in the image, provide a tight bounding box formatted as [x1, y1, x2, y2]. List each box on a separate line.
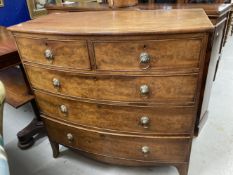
[140, 116, 150, 128]
[67, 133, 74, 142]
[140, 85, 149, 95]
[139, 52, 150, 70]
[44, 49, 53, 61]
[52, 78, 60, 88]
[60, 105, 68, 114]
[140, 52, 150, 64]
[142, 146, 150, 154]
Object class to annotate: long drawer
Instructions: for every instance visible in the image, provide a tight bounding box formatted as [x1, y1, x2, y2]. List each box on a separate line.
[16, 37, 90, 70]
[44, 117, 191, 162]
[25, 65, 198, 104]
[35, 91, 196, 135]
[94, 38, 202, 71]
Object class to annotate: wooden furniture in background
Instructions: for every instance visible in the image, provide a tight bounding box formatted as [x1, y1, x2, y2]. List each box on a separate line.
[45, 2, 232, 136]
[0, 26, 44, 149]
[0, 27, 33, 108]
[139, 0, 229, 2]
[108, 0, 138, 8]
[9, 10, 213, 175]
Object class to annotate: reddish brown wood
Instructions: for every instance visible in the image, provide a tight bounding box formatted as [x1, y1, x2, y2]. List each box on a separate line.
[49, 139, 60, 158]
[25, 64, 199, 104]
[9, 10, 213, 175]
[45, 2, 231, 18]
[0, 26, 33, 107]
[44, 117, 191, 163]
[0, 67, 34, 108]
[0, 26, 44, 149]
[108, 0, 138, 8]
[35, 91, 196, 135]
[8, 10, 213, 35]
[0, 26, 17, 56]
[175, 163, 189, 175]
[43, 3, 231, 136]
[0, 27, 20, 70]
[16, 37, 90, 70]
[94, 38, 202, 71]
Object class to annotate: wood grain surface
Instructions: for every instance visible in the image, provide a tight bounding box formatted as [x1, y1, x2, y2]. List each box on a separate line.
[94, 38, 202, 71]
[16, 37, 90, 70]
[8, 10, 213, 35]
[0, 26, 17, 56]
[44, 117, 191, 163]
[25, 64, 198, 104]
[35, 91, 196, 135]
[9, 9, 213, 175]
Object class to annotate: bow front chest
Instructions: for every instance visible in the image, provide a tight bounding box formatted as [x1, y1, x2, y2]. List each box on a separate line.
[9, 10, 213, 175]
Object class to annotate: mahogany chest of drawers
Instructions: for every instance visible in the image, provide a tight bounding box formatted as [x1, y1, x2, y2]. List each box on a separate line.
[9, 10, 213, 175]
[45, 2, 232, 136]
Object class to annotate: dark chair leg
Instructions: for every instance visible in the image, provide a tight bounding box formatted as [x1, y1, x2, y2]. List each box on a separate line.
[17, 100, 45, 149]
[17, 64, 46, 149]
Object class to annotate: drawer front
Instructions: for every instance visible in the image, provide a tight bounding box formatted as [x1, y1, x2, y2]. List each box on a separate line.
[26, 65, 198, 104]
[16, 37, 90, 70]
[94, 39, 202, 71]
[44, 118, 190, 162]
[35, 91, 196, 135]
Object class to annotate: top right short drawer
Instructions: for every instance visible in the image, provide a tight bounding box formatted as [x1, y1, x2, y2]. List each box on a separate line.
[94, 38, 202, 71]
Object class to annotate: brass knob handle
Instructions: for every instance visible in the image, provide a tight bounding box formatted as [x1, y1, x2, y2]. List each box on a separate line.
[52, 78, 60, 88]
[60, 105, 68, 114]
[140, 85, 149, 95]
[140, 52, 150, 64]
[142, 146, 150, 154]
[140, 116, 150, 128]
[44, 49, 53, 61]
[67, 133, 74, 142]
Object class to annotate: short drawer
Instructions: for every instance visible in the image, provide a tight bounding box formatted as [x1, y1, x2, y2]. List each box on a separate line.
[16, 37, 90, 70]
[44, 117, 191, 162]
[35, 91, 196, 135]
[94, 38, 202, 71]
[26, 65, 198, 104]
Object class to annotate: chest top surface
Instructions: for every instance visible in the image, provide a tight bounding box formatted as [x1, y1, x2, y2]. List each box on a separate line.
[9, 9, 213, 35]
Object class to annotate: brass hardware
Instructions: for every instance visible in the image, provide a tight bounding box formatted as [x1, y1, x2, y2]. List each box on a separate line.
[140, 85, 149, 95]
[142, 146, 150, 154]
[60, 105, 68, 114]
[139, 52, 150, 70]
[52, 78, 60, 88]
[44, 49, 53, 61]
[140, 52, 150, 64]
[141, 64, 150, 70]
[67, 133, 74, 142]
[140, 116, 150, 128]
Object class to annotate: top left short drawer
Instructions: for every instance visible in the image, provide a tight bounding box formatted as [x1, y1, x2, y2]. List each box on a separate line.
[16, 37, 90, 70]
